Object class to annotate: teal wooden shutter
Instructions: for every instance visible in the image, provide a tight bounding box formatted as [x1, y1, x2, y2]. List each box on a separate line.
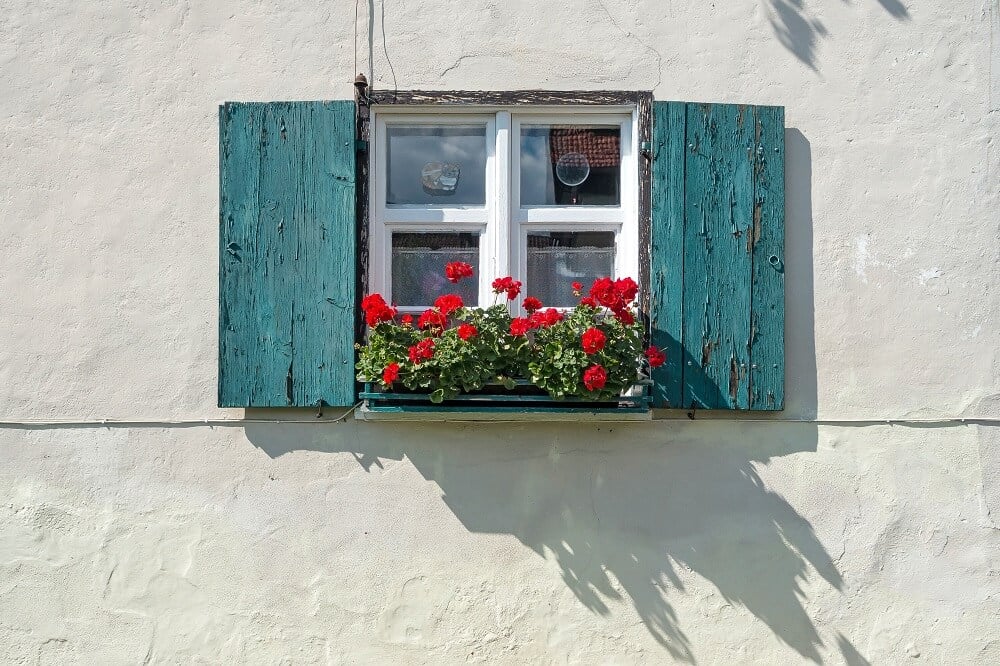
[650, 102, 785, 410]
[218, 101, 357, 407]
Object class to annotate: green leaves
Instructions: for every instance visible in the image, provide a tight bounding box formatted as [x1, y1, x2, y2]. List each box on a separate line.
[357, 302, 643, 401]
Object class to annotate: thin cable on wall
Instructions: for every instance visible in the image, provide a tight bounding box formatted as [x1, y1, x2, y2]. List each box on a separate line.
[1, 416, 999, 428]
[353, 0, 396, 94]
[354, 0, 360, 77]
[380, 0, 397, 95]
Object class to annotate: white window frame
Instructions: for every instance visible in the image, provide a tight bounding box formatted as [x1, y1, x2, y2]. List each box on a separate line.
[370, 105, 639, 313]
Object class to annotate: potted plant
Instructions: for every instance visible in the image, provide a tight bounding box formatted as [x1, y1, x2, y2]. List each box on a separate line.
[356, 263, 665, 410]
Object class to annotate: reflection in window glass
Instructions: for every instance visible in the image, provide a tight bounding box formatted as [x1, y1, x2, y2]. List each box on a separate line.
[386, 125, 487, 206]
[526, 232, 616, 307]
[392, 232, 479, 307]
[520, 126, 621, 206]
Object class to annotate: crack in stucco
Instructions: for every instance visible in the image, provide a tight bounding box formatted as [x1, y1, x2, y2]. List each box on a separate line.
[439, 54, 477, 78]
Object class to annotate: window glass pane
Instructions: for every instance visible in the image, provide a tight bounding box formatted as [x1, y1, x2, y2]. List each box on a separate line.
[526, 232, 616, 307]
[392, 232, 479, 307]
[520, 126, 621, 206]
[386, 125, 487, 206]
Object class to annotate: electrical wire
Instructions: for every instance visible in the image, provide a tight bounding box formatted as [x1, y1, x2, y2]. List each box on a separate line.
[380, 0, 397, 95]
[354, 0, 360, 76]
[1, 414, 998, 428]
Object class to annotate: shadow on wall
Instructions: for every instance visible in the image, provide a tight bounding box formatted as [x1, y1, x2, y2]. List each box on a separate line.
[784, 129, 818, 420]
[245, 420, 867, 664]
[766, 0, 911, 71]
[244, 131, 867, 662]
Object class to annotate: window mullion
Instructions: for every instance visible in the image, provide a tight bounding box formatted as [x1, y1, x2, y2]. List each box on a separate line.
[492, 111, 512, 291]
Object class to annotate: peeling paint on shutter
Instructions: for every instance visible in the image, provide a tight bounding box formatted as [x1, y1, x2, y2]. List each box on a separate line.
[650, 101, 785, 410]
[218, 101, 357, 407]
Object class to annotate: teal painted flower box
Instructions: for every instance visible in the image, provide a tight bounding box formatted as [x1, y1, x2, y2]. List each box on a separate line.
[360, 378, 652, 416]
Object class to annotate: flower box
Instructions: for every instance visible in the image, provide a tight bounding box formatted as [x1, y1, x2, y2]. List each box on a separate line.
[356, 264, 665, 420]
[360, 378, 652, 417]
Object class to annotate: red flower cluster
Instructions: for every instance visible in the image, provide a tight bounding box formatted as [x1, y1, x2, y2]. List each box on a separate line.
[362, 265, 647, 398]
[615, 309, 635, 325]
[418, 308, 447, 331]
[382, 362, 400, 384]
[614, 277, 639, 302]
[408, 338, 435, 364]
[492, 276, 522, 300]
[510, 317, 531, 336]
[413, 294, 464, 334]
[361, 293, 397, 327]
[581, 327, 606, 354]
[589, 277, 637, 311]
[528, 307, 563, 329]
[509, 308, 566, 337]
[434, 293, 463, 316]
[445, 261, 474, 283]
[645, 345, 666, 368]
[583, 364, 607, 391]
[584, 277, 638, 322]
[457, 323, 478, 340]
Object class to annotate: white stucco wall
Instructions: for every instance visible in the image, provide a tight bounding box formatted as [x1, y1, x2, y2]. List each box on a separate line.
[1, 1, 998, 663]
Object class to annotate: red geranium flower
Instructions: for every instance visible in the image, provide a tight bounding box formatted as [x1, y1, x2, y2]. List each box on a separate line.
[529, 307, 563, 329]
[581, 327, 607, 354]
[434, 293, 463, 316]
[408, 338, 435, 364]
[382, 362, 400, 384]
[509, 317, 531, 336]
[445, 261, 474, 283]
[542, 308, 564, 326]
[417, 308, 447, 331]
[589, 277, 624, 311]
[614, 309, 636, 325]
[361, 293, 387, 313]
[523, 296, 542, 314]
[492, 276, 522, 300]
[457, 323, 478, 340]
[401, 314, 413, 326]
[364, 306, 391, 327]
[583, 364, 607, 391]
[613, 277, 639, 304]
[360, 293, 397, 327]
[579, 296, 598, 308]
[572, 281, 583, 294]
[645, 345, 666, 368]
[367, 305, 397, 326]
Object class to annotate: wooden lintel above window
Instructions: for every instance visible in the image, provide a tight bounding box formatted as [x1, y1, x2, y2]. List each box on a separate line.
[369, 90, 651, 107]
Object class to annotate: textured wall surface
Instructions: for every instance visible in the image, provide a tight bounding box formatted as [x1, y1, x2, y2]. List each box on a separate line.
[1, 0, 999, 663]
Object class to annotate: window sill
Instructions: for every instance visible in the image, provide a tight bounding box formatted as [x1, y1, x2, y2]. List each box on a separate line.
[356, 405, 651, 422]
[357, 381, 652, 422]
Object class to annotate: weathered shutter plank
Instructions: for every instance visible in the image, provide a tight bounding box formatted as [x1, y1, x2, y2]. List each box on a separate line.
[649, 102, 686, 408]
[682, 104, 755, 409]
[749, 105, 785, 409]
[219, 101, 356, 407]
[650, 101, 784, 410]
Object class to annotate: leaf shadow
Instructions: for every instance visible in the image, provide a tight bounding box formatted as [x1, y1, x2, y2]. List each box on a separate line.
[766, 0, 911, 71]
[246, 416, 868, 662]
